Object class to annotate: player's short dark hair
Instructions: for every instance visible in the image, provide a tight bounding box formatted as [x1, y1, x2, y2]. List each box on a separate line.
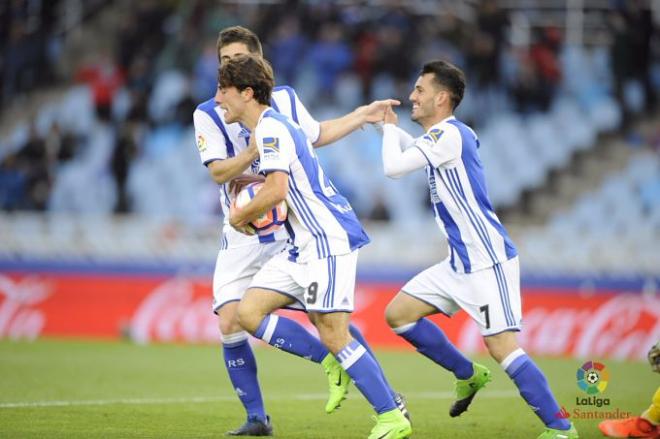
[421, 60, 466, 110]
[217, 26, 263, 57]
[218, 54, 273, 106]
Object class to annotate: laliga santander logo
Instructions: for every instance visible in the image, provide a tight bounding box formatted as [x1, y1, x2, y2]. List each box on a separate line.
[575, 360, 611, 408]
[577, 360, 609, 394]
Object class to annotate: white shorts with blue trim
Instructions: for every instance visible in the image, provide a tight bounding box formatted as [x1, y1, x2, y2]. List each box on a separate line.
[248, 250, 358, 313]
[401, 256, 522, 336]
[212, 240, 287, 313]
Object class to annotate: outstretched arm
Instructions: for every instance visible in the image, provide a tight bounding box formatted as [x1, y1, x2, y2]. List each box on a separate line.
[381, 107, 427, 178]
[314, 99, 401, 147]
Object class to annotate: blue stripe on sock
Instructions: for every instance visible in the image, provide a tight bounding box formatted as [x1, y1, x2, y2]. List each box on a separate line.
[505, 354, 571, 430]
[349, 325, 395, 398]
[398, 318, 473, 380]
[255, 315, 328, 363]
[337, 340, 396, 414]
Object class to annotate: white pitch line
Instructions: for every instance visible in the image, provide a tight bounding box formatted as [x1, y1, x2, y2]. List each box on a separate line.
[0, 390, 519, 409]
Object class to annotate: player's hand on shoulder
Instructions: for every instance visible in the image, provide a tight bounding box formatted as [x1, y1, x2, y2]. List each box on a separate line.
[383, 105, 398, 125]
[360, 99, 401, 124]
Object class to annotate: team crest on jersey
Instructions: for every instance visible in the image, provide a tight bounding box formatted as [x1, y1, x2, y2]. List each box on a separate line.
[262, 137, 280, 158]
[196, 134, 207, 152]
[426, 128, 444, 143]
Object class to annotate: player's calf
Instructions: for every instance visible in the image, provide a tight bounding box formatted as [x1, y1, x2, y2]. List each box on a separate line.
[488, 334, 577, 437]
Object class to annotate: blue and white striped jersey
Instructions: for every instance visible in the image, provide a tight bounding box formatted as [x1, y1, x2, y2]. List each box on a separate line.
[192, 86, 321, 249]
[387, 116, 517, 273]
[256, 108, 370, 262]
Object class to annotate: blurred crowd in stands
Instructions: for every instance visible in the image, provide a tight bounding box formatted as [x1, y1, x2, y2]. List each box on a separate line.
[0, 0, 658, 221]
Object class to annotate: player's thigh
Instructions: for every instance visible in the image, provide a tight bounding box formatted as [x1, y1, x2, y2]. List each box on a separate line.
[212, 241, 287, 313]
[385, 291, 439, 328]
[398, 259, 461, 320]
[453, 257, 522, 336]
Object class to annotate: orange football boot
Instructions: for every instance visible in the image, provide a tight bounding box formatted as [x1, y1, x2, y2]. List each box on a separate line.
[598, 417, 659, 438]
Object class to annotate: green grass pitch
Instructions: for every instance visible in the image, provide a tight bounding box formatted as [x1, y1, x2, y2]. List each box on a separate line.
[0, 339, 650, 438]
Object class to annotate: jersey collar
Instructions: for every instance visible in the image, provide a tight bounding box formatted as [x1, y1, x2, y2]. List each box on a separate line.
[427, 115, 455, 133]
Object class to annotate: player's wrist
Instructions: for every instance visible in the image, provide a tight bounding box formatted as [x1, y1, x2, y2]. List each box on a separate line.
[353, 105, 369, 125]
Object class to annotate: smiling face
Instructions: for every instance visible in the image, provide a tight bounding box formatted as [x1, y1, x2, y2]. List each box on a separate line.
[409, 73, 444, 127]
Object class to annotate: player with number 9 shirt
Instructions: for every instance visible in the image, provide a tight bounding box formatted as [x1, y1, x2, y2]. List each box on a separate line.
[221, 54, 412, 439]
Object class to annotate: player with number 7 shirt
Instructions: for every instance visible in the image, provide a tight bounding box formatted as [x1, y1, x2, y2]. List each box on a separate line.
[378, 59, 578, 439]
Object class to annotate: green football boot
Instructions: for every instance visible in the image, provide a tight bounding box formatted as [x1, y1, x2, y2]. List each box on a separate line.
[368, 408, 412, 439]
[536, 423, 579, 439]
[321, 353, 350, 413]
[449, 362, 492, 417]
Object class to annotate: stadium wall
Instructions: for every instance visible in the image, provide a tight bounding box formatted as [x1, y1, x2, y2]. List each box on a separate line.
[0, 262, 657, 361]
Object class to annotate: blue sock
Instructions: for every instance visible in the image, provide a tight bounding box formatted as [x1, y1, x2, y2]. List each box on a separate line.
[254, 314, 328, 363]
[336, 340, 396, 414]
[394, 318, 473, 379]
[503, 349, 571, 430]
[222, 332, 266, 421]
[349, 323, 396, 397]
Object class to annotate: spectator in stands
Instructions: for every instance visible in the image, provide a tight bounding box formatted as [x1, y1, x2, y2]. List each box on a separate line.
[269, 17, 308, 87]
[0, 153, 26, 211]
[75, 51, 125, 121]
[353, 25, 379, 101]
[309, 22, 353, 103]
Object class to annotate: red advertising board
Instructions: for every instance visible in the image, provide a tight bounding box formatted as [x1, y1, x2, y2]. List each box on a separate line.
[0, 273, 657, 360]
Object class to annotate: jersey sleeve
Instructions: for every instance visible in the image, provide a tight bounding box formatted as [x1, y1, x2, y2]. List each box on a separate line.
[413, 123, 462, 168]
[193, 108, 228, 166]
[291, 90, 321, 144]
[255, 118, 295, 174]
[382, 124, 428, 178]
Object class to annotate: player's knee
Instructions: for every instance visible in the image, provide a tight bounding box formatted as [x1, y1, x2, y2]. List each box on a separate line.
[483, 331, 519, 363]
[318, 332, 348, 355]
[218, 316, 244, 336]
[384, 300, 406, 329]
[315, 322, 350, 354]
[216, 303, 243, 335]
[236, 301, 261, 334]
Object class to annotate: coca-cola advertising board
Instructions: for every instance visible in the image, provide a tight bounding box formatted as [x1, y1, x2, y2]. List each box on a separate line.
[0, 272, 657, 360]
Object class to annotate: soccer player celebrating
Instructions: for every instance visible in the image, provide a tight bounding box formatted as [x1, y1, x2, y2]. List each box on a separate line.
[599, 342, 660, 438]
[377, 59, 578, 439]
[219, 54, 412, 439]
[193, 26, 406, 436]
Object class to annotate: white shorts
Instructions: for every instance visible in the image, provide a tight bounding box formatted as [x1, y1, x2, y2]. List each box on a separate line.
[248, 250, 358, 313]
[402, 256, 522, 336]
[212, 241, 287, 313]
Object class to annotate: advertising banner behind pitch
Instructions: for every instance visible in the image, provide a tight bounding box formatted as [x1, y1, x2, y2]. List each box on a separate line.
[0, 273, 656, 360]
